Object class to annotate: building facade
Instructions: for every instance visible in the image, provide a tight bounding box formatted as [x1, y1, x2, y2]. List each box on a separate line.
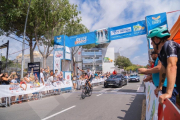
[16, 51, 53, 70]
[75, 47, 115, 74]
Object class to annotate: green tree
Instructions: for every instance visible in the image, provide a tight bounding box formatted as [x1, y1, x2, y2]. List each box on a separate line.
[35, 0, 81, 68]
[115, 56, 132, 69]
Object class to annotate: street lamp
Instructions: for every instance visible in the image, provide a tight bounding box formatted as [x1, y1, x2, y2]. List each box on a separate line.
[21, 0, 31, 78]
[118, 47, 121, 56]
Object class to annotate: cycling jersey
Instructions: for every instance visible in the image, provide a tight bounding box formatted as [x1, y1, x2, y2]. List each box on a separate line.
[158, 40, 180, 93]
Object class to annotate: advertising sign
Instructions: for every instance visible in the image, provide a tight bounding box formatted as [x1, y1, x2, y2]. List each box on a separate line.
[103, 57, 113, 62]
[68, 32, 96, 47]
[95, 28, 110, 44]
[109, 20, 147, 40]
[65, 46, 71, 60]
[28, 62, 40, 82]
[146, 12, 168, 49]
[54, 50, 63, 73]
[54, 35, 64, 46]
[145, 82, 158, 120]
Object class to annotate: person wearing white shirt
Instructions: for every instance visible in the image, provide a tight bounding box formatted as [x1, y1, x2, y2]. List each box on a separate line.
[40, 69, 45, 85]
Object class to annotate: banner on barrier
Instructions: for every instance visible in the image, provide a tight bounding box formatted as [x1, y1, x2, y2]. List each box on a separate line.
[28, 62, 40, 82]
[145, 82, 180, 120]
[146, 12, 168, 49]
[145, 82, 158, 120]
[0, 80, 73, 98]
[0, 78, 106, 98]
[109, 20, 147, 40]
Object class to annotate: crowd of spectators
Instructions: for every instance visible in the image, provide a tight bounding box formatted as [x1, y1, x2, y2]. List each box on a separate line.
[0, 66, 65, 105]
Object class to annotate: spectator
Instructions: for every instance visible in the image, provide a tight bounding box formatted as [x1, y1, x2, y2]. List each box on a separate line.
[19, 78, 27, 103]
[54, 70, 59, 94]
[34, 73, 39, 81]
[112, 70, 117, 75]
[1, 73, 13, 85]
[10, 75, 19, 105]
[40, 69, 45, 85]
[32, 79, 40, 100]
[72, 76, 77, 90]
[24, 73, 34, 83]
[77, 73, 80, 80]
[58, 71, 63, 81]
[43, 67, 50, 82]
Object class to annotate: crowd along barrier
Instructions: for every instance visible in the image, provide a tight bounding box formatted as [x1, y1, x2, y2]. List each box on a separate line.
[145, 82, 180, 120]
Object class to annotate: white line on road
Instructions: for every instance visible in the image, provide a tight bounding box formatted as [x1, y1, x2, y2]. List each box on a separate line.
[42, 105, 76, 120]
[96, 94, 102, 96]
[111, 87, 123, 92]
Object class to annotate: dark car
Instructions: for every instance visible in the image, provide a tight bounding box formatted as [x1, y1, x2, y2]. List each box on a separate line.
[104, 74, 127, 88]
[129, 74, 140, 82]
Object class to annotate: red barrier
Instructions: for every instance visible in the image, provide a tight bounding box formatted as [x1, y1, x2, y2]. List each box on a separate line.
[158, 99, 180, 120]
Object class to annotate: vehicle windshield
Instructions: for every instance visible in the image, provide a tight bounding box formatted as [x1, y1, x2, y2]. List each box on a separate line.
[109, 75, 116, 78]
[114, 75, 122, 78]
[130, 75, 137, 77]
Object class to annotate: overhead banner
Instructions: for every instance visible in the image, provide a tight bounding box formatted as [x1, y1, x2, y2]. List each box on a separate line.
[54, 35, 64, 46]
[95, 28, 110, 44]
[146, 12, 168, 49]
[109, 20, 147, 40]
[68, 32, 96, 47]
[28, 62, 40, 82]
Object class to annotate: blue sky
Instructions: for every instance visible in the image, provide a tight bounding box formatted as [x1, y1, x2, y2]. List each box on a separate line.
[0, 0, 180, 66]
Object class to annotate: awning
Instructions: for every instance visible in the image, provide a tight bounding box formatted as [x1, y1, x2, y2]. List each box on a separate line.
[168, 15, 180, 44]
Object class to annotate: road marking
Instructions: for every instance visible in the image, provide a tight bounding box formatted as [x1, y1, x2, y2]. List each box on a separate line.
[111, 87, 123, 92]
[42, 105, 76, 120]
[96, 94, 102, 96]
[99, 88, 111, 92]
[137, 86, 144, 92]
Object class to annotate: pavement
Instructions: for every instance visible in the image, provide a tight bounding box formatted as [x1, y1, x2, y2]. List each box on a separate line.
[0, 76, 145, 120]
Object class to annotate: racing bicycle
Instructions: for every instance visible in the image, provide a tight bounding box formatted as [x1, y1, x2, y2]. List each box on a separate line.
[81, 80, 93, 99]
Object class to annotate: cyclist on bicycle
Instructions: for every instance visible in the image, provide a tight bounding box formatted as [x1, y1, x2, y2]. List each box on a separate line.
[77, 67, 93, 89]
[147, 27, 180, 104]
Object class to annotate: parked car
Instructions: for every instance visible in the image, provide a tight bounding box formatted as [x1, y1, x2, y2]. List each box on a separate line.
[104, 74, 127, 88]
[129, 74, 140, 82]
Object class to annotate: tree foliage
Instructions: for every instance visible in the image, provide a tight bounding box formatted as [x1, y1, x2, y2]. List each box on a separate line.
[115, 56, 132, 69]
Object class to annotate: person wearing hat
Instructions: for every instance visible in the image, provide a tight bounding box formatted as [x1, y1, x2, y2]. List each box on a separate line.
[139, 49, 177, 105]
[146, 27, 178, 105]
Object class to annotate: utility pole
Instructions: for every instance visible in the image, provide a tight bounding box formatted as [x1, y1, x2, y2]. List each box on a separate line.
[21, 0, 31, 78]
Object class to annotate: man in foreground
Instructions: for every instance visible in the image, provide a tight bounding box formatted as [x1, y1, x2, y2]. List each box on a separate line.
[147, 27, 179, 104]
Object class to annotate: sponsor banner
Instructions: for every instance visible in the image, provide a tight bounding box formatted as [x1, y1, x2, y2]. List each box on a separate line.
[145, 82, 158, 120]
[65, 47, 71, 60]
[54, 35, 64, 46]
[145, 82, 180, 120]
[95, 28, 110, 44]
[0, 80, 73, 98]
[54, 50, 63, 73]
[103, 57, 113, 63]
[146, 12, 168, 49]
[68, 32, 96, 47]
[146, 12, 168, 32]
[0, 78, 105, 98]
[109, 20, 147, 40]
[28, 62, 40, 82]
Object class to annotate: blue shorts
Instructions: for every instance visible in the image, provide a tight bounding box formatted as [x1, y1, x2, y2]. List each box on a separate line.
[162, 87, 178, 105]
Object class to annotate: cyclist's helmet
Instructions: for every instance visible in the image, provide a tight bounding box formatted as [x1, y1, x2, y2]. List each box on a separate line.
[147, 27, 170, 38]
[147, 27, 170, 50]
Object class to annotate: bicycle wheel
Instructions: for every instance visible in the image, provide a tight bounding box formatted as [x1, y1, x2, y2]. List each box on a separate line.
[81, 89, 86, 99]
[88, 89, 92, 96]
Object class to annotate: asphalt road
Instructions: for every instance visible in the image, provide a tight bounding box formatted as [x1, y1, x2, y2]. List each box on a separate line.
[0, 76, 145, 120]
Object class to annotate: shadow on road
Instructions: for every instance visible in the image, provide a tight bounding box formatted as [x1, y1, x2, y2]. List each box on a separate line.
[117, 94, 145, 120]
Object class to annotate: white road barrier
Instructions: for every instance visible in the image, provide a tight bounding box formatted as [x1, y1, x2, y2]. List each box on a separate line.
[0, 78, 106, 98]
